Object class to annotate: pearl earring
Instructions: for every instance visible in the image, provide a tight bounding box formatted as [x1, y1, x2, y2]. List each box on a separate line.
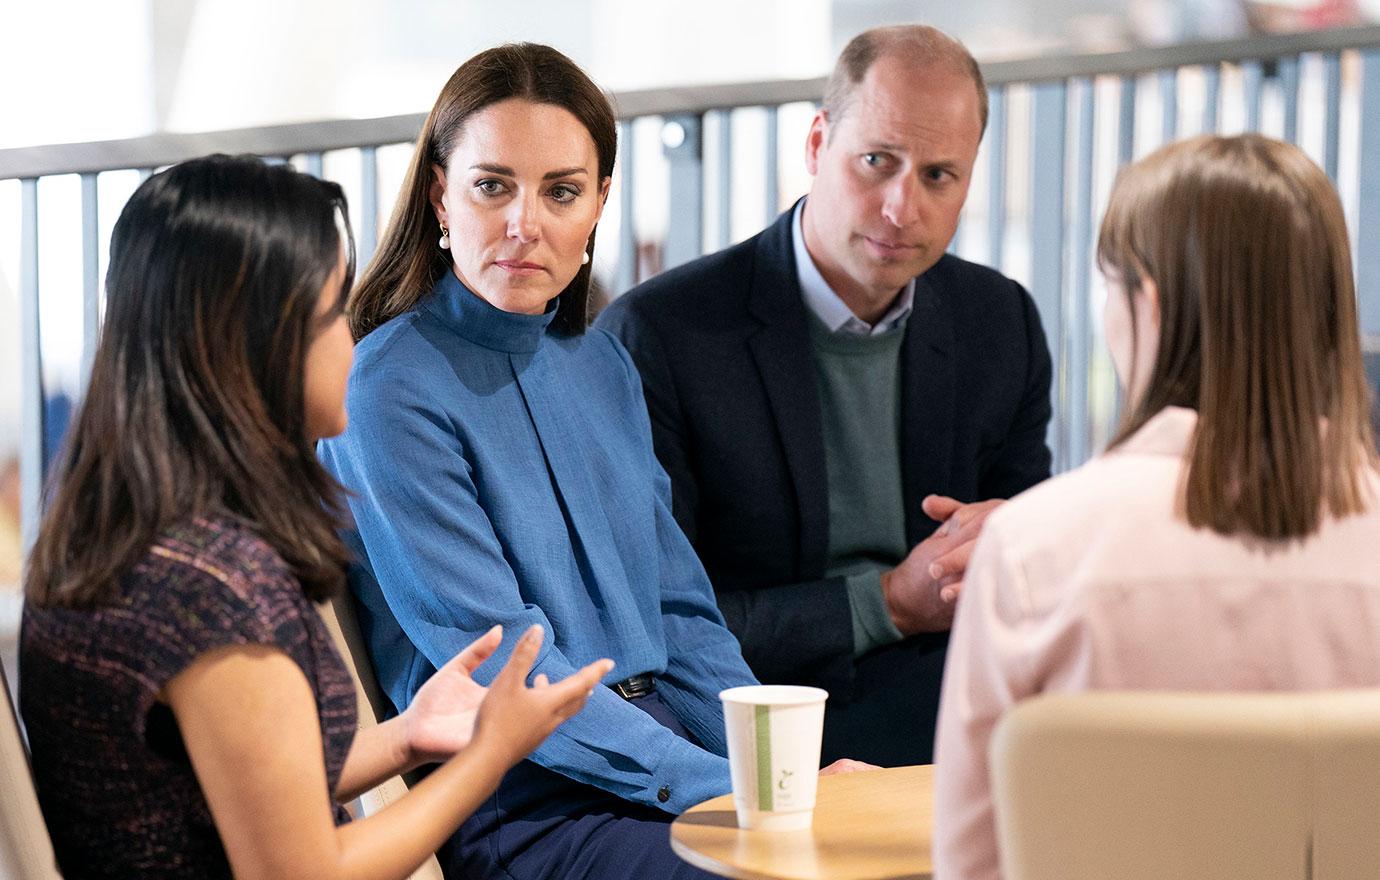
[438, 224, 450, 250]
[581, 251, 590, 265]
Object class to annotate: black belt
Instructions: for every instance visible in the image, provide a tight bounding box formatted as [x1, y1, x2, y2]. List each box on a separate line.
[609, 673, 656, 700]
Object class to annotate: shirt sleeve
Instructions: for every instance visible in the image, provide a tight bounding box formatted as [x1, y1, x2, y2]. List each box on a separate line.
[646, 457, 760, 759]
[320, 355, 733, 814]
[931, 513, 1043, 880]
[844, 569, 904, 657]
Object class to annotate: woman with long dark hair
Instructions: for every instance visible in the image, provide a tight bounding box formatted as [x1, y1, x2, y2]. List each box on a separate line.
[932, 134, 1380, 880]
[317, 43, 763, 879]
[21, 154, 609, 879]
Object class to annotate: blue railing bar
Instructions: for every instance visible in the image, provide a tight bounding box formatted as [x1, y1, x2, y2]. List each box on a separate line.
[717, 110, 733, 250]
[1356, 48, 1380, 337]
[986, 86, 1007, 269]
[1324, 52, 1343, 181]
[1119, 75, 1137, 165]
[764, 106, 780, 225]
[1159, 68, 1178, 143]
[615, 120, 637, 294]
[1243, 60, 1264, 132]
[359, 146, 378, 265]
[1203, 63, 1221, 133]
[1069, 79, 1097, 468]
[80, 173, 100, 390]
[305, 152, 324, 178]
[19, 178, 44, 558]
[1279, 55, 1300, 144]
[1030, 81, 1069, 472]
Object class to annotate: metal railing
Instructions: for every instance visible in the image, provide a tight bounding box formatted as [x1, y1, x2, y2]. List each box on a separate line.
[8, 25, 1380, 554]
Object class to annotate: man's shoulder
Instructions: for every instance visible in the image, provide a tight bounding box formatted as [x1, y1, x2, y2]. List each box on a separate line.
[922, 252, 1026, 301]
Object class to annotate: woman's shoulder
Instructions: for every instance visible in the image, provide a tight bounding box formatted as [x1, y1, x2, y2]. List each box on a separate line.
[552, 325, 639, 383]
[124, 516, 301, 618]
[984, 449, 1182, 557]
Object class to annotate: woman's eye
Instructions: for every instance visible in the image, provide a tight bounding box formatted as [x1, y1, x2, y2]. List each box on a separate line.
[549, 184, 580, 203]
[475, 179, 506, 196]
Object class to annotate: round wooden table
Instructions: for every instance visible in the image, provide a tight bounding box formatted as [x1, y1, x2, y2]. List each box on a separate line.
[669, 765, 933, 880]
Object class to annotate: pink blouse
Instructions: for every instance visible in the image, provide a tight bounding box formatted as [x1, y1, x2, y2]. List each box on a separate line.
[932, 406, 1380, 880]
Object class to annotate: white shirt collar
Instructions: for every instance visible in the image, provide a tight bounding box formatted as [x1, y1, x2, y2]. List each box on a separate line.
[791, 199, 915, 336]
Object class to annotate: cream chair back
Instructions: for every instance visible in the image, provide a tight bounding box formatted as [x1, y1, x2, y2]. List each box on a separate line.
[0, 662, 62, 878]
[990, 690, 1380, 880]
[319, 594, 445, 880]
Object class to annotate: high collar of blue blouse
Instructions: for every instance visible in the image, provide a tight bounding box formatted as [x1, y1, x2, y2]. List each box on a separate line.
[427, 269, 560, 354]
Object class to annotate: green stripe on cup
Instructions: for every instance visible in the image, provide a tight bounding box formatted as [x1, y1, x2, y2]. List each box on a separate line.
[755, 704, 772, 811]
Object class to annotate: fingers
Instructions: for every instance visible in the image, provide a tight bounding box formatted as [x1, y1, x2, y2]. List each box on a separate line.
[922, 494, 963, 523]
[545, 659, 614, 718]
[819, 758, 879, 776]
[495, 624, 544, 687]
[938, 578, 964, 604]
[928, 538, 976, 587]
[449, 624, 503, 675]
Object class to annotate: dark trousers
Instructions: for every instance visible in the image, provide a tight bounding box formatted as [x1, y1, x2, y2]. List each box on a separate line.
[439, 690, 722, 880]
[821, 633, 948, 767]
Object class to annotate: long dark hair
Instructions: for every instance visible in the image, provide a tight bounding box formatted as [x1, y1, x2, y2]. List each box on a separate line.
[349, 42, 617, 341]
[1099, 134, 1376, 541]
[26, 154, 356, 607]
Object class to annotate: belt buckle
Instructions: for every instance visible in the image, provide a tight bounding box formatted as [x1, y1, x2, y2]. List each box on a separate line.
[612, 673, 653, 700]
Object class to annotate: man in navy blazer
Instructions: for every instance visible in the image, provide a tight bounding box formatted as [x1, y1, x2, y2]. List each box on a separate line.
[597, 25, 1052, 766]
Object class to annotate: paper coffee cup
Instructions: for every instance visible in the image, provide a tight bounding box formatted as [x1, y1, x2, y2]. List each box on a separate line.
[719, 685, 828, 831]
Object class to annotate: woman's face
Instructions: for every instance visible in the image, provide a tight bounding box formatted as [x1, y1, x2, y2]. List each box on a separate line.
[430, 98, 611, 315]
[303, 247, 353, 440]
[1103, 269, 1161, 408]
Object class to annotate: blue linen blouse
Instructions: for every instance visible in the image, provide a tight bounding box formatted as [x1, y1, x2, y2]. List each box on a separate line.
[318, 271, 757, 812]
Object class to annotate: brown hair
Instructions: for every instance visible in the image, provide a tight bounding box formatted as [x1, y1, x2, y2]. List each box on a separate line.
[823, 25, 988, 134]
[27, 154, 355, 607]
[1099, 134, 1377, 541]
[349, 43, 616, 341]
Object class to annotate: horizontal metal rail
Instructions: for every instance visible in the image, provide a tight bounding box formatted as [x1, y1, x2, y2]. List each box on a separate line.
[6, 25, 1380, 181]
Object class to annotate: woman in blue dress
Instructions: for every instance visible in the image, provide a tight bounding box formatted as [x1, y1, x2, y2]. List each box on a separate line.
[318, 43, 761, 879]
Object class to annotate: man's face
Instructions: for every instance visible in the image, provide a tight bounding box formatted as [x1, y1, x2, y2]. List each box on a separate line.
[803, 56, 984, 309]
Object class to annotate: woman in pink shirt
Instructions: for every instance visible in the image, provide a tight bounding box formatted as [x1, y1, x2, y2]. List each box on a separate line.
[932, 133, 1380, 880]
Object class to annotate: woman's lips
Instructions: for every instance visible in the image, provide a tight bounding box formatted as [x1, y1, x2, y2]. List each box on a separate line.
[495, 260, 545, 275]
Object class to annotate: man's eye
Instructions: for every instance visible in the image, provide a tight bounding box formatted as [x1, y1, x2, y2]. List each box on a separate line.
[863, 153, 885, 167]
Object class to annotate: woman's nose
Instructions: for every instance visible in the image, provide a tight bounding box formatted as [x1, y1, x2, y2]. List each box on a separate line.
[507, 194, 540, 243]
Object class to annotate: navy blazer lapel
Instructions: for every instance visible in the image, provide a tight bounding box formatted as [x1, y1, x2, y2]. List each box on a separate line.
[746, 207, 831, 578]
[900, 268, 956, 543]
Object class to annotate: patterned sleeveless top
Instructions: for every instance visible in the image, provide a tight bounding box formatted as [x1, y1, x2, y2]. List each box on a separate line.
[20, 516, 357, 878]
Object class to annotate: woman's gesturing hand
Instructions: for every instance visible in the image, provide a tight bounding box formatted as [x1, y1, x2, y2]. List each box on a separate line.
[474, 624, 614, 767]
[401, 625, 504, 765]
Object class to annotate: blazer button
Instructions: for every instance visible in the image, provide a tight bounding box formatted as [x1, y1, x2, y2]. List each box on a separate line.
[657, 785, 671, 803]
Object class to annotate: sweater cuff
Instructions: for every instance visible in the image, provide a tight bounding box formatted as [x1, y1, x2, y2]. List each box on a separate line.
[845, 569, 904, 657]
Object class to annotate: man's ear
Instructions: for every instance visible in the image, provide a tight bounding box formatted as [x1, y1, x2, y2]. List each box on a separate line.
[804, 110, 829, 176]
[429, 163, 448, 224]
